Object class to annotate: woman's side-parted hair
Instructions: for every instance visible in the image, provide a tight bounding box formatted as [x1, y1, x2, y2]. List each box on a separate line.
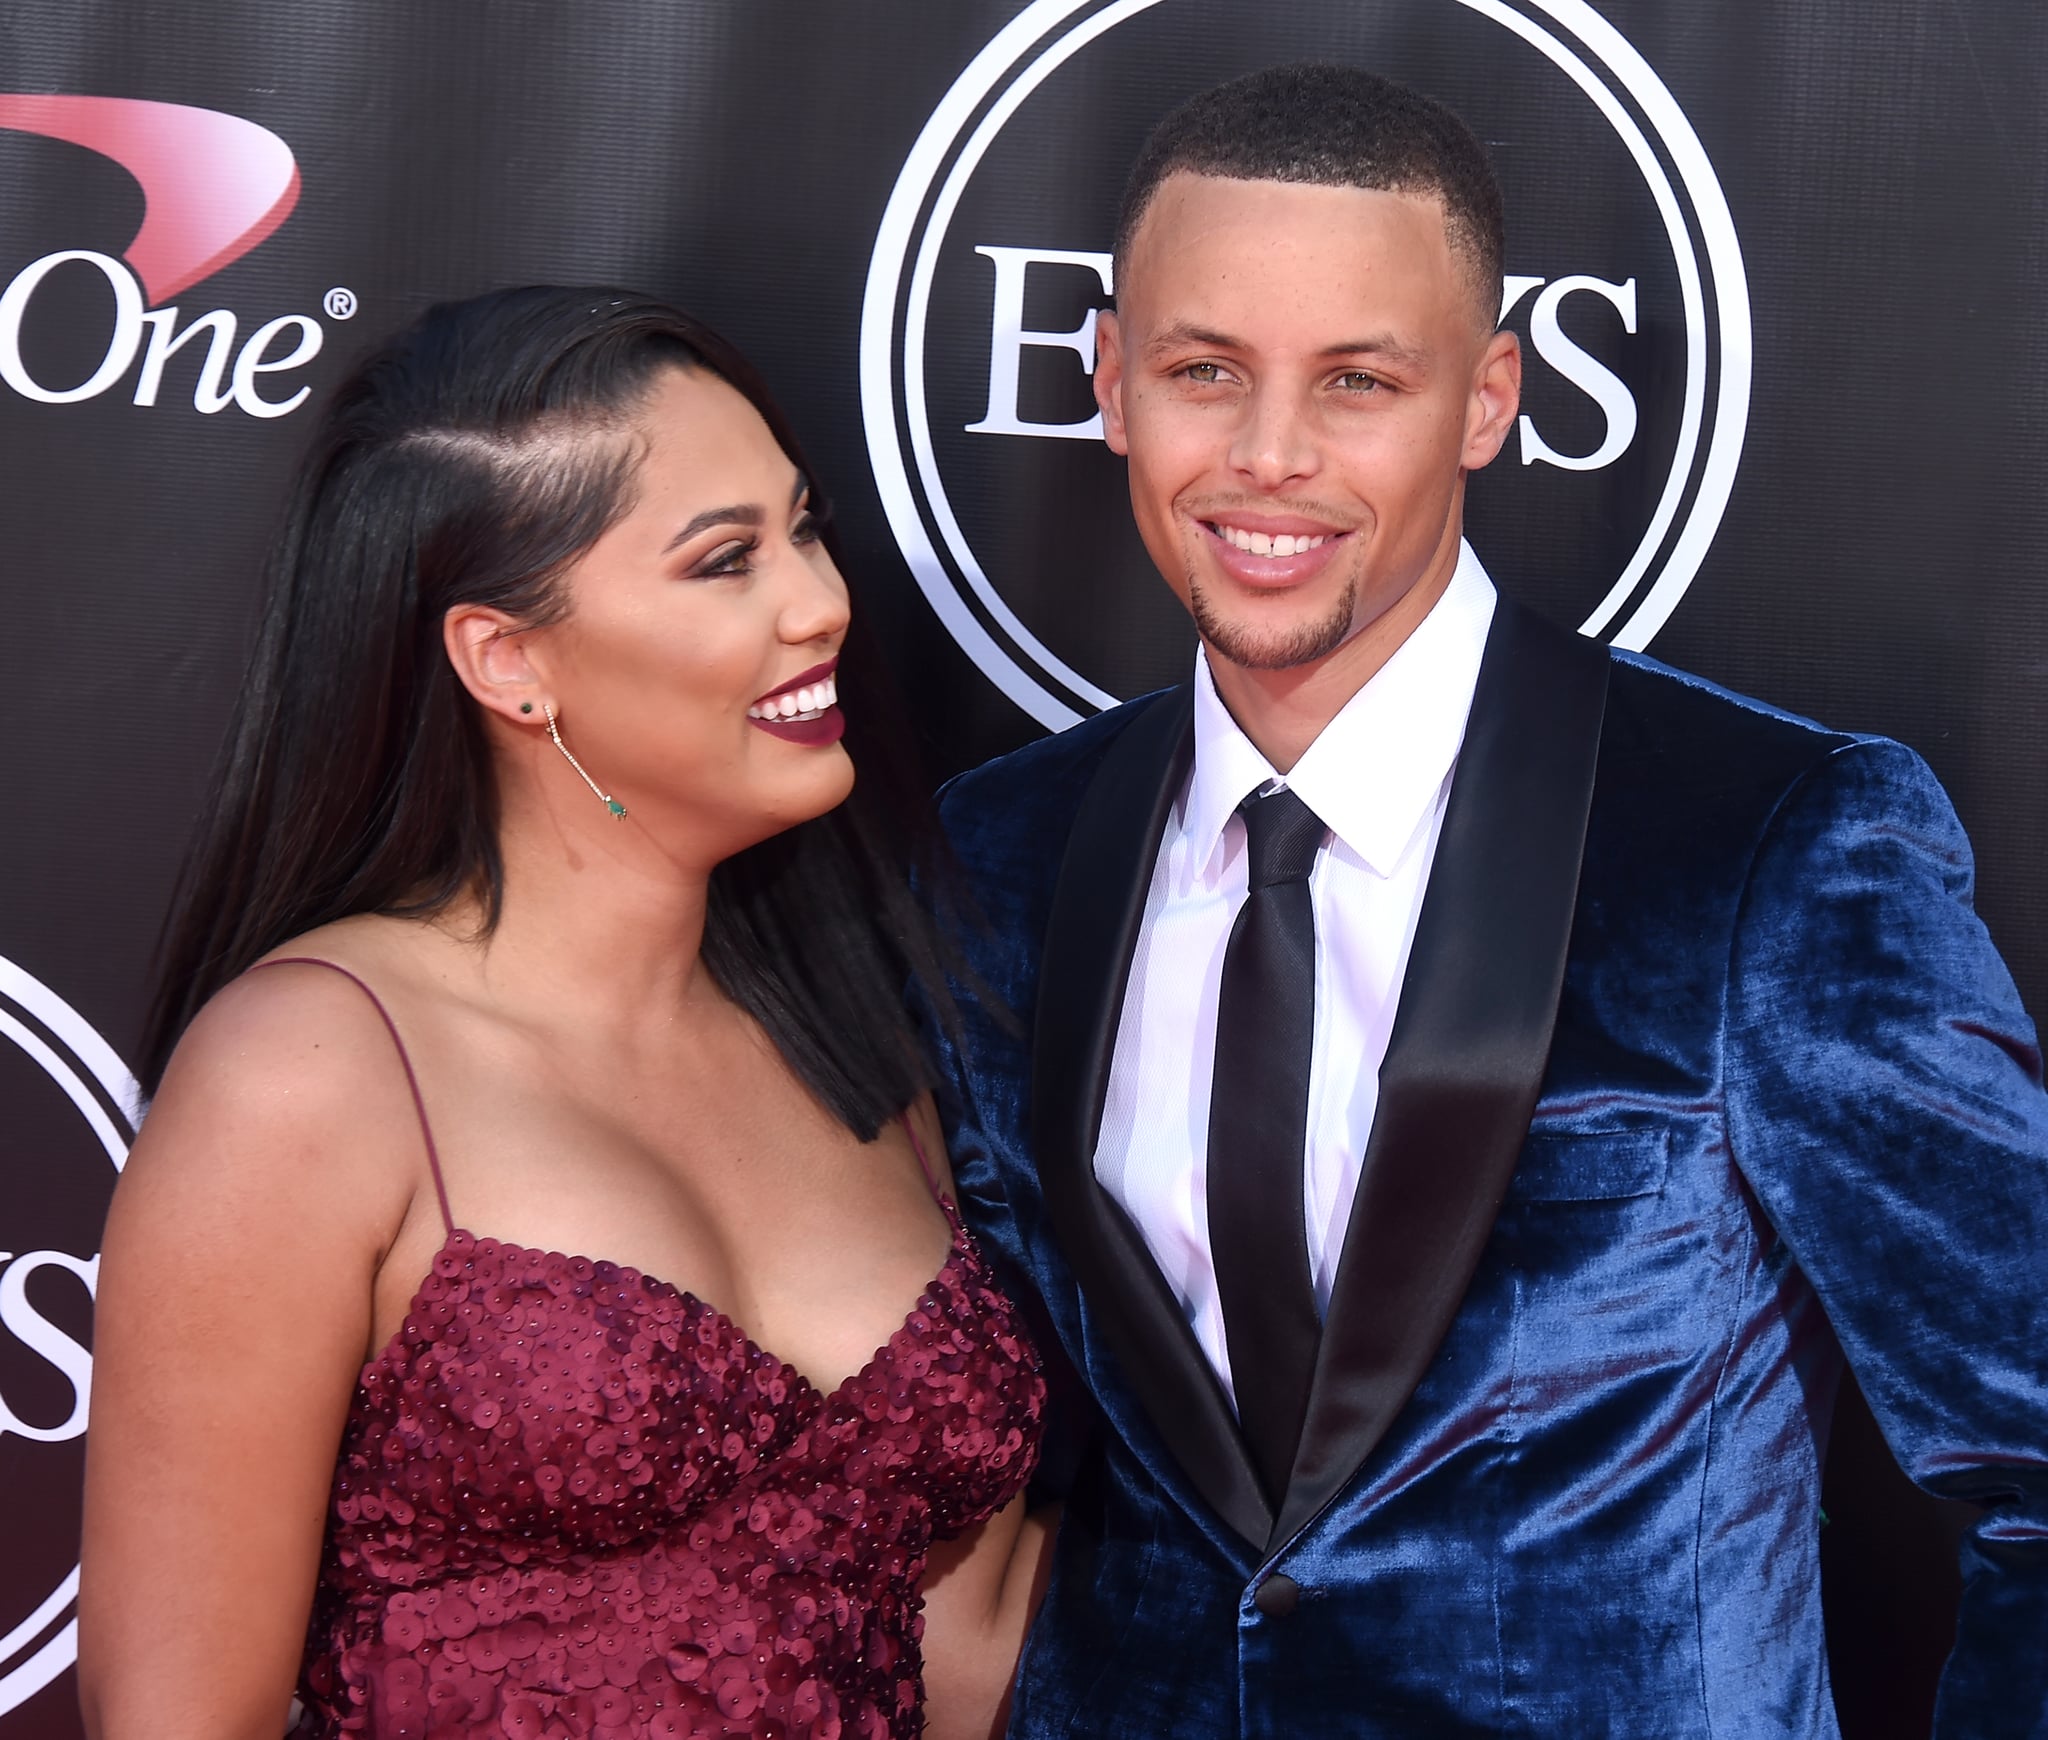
[142, 284, 957, 1140]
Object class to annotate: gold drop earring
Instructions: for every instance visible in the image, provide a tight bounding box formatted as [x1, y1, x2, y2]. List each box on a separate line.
[542, 702, 627, 819]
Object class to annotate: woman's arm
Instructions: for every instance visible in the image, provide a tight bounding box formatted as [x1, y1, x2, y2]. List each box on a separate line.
[900, 1092, 1061, 1738]
[918, 1495, 1060, 1740]
[77, 967, 424, 1740]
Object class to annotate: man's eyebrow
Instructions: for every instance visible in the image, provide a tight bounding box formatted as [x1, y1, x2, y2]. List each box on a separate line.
[1143, 321, 1240, 358]
[661, 478, 807, 554]
[1143, 321, 1430, 371]
[1320, 335, 1431, 371]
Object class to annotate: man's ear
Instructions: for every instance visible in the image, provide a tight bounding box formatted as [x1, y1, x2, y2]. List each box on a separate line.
[443, 604, 547, 724]
[1094, 307, 1131, 456]
[1462, 326, 1523, 472]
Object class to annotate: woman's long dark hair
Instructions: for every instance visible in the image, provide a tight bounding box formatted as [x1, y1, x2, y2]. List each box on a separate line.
[142, 285, 959, 1139]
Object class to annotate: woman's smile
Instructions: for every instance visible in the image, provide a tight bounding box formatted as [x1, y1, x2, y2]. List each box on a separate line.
[747, 657, 845, 744]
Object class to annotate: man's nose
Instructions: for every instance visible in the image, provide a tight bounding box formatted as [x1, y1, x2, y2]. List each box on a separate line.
[1229, 383, 1321, 491]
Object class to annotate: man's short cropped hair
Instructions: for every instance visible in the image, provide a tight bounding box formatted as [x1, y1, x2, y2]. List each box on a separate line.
[1114, 63, 1505, 327]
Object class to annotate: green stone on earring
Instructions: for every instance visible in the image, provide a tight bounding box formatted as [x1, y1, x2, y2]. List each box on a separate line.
[607, 798, 627, 818]
[519, 701, 533, 714]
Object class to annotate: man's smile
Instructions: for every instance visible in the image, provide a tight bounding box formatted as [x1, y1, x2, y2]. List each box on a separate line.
[1196, 513, 1353, 589]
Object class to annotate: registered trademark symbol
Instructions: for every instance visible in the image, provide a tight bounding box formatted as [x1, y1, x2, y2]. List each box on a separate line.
[323, 286, 357, 320]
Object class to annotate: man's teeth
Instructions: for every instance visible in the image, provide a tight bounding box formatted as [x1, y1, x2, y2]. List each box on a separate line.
[748, 675, 839, 721]
[1216, 525, 1330, 557]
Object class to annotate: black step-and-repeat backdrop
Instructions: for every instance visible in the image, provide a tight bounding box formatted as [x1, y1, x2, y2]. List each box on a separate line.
[2, 3, 2042, 1735]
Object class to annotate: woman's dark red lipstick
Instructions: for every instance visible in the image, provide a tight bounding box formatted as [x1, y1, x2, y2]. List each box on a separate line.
[748, 658, 844, 745]
[753, 658, 838, 705]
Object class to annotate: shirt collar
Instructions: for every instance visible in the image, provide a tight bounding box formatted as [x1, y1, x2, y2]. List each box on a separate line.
[1182, 539, 1498, 879]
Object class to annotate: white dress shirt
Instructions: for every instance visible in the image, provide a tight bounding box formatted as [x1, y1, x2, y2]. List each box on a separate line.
[1093, 541, 1498, 1404]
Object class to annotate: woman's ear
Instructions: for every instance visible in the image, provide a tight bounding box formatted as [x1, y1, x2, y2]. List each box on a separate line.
[443, 604, 547, 723]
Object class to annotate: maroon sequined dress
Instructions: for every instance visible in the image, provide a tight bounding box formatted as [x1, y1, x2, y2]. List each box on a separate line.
[269, 960, 1045, 1740]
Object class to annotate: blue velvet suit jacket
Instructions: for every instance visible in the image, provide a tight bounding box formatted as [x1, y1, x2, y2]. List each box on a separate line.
[929, 599, 2048, 1738]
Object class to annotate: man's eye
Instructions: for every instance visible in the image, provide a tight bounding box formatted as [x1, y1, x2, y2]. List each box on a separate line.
[1183, 362, 1225, 384]
[1334, 371, 1383, 392]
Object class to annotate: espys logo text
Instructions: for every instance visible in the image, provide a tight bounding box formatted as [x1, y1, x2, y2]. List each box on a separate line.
[0, 956, 136, 1716]
[0, 94, 349, 418]
[863, 0, 1752, 729]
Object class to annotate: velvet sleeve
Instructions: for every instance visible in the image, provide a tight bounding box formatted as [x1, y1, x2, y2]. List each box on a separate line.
[920, 988, 1023, 1276]
[914, 780, 1027, 1287]
[1723, 736, 2048, 1733]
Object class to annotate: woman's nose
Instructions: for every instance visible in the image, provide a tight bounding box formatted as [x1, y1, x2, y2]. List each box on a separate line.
[781, 549, 851, 644]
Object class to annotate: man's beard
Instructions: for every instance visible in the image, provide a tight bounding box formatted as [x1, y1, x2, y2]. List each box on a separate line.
[1188, 565, 1358, 672]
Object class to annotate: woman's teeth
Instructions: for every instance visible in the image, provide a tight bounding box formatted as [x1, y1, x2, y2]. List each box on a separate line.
[1216, 525, 1330, 557]
[748, 674, 838, 721]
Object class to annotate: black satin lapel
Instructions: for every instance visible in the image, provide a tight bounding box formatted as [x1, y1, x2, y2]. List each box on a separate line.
[1272, 600, 1610, 1552]
[1032, 685, 1273, 1552]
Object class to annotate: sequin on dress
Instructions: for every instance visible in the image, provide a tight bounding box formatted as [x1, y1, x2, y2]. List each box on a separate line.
[265, 960, 1045, 1740]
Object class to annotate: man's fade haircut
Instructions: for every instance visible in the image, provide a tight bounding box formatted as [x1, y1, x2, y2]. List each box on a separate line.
[1113, 63, 1505, 328]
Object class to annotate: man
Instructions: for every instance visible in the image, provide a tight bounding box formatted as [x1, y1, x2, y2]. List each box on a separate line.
[927, 63, 2048, 1738]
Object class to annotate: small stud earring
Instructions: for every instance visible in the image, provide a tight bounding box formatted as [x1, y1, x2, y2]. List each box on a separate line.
[542, 702, 627, 819]
[519, 701, 533, 714]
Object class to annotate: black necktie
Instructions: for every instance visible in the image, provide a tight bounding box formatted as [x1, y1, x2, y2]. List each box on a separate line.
[1207, 784, 1328, 1505]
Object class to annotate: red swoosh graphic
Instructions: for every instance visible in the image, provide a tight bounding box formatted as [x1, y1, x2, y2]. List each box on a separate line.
[0, 94, 299, 305]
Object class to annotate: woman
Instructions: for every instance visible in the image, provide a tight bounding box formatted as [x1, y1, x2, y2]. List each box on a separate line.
[78, 287, 1050, 1740]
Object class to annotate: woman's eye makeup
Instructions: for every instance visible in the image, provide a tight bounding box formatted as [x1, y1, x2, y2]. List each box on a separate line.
[683, 493, 833, 576]
[793, 496, 835, 543]
[693, 537, 758, 576]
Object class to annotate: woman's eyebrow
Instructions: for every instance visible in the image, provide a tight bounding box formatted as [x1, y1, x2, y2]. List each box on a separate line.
[663, 477, 807, 553]
[663, 502, 763, 553]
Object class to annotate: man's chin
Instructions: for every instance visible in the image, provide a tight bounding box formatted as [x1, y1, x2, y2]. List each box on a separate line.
[1189, 577, 1358, 673]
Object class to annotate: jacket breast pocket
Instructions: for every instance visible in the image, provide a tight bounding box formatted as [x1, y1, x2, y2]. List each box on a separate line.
[1506, 1127, 1673, 1203]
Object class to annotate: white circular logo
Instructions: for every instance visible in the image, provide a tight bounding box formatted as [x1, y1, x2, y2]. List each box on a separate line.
[861, 0, 1752, 731]
[0, 956, 138, 1718]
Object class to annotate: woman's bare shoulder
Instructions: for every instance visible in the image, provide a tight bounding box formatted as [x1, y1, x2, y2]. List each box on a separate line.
[160, 943, 397, 1111]
[132, 921, 439, 1232]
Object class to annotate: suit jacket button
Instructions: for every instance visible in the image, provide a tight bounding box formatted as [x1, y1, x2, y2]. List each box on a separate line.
[1253, 1573, 1300, 1617]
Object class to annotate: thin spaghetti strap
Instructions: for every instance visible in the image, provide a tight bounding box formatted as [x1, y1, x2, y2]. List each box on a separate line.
[901, 1113, 949, 1208]
[249, 956, 455, 1234]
